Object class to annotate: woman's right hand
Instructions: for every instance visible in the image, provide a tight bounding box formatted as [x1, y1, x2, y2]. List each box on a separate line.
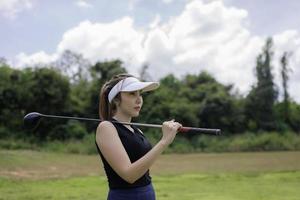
[161, 120, 182, 146]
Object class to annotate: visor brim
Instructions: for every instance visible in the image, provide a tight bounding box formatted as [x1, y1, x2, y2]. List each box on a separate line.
[121, 82, 160, 92]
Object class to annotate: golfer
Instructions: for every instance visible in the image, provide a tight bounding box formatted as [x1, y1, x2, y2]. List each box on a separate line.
[95, 74, 182, 200]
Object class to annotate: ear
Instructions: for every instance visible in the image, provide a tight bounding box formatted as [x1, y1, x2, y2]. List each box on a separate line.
[113, 98, 121, 107]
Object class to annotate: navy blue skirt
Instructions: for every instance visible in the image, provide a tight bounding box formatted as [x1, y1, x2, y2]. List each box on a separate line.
[107, 183, 155, 200]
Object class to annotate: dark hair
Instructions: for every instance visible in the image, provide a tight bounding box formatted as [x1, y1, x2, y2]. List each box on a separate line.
[99, 74, 134, 120]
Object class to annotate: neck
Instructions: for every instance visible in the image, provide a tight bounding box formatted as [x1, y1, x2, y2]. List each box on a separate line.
[113, 111, 132, 123]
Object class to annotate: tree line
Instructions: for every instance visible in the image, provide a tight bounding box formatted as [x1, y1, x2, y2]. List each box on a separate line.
[0, 38, 300, 144]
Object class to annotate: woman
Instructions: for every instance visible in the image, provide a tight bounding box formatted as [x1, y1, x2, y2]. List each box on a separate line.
[95, 74, 182, 200]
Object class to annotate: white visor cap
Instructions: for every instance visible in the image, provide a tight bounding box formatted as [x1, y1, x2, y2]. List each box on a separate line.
[108, 77, 160, 103]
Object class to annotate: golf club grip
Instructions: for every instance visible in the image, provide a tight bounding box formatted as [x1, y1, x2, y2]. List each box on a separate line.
[179, 127, 221, 135]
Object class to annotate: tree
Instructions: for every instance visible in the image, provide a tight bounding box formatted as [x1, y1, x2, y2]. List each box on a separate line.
[85, 60, 127, 129]
[53, 50, 91, 83]
[141, 72, 245, 135]
[139, 74, 192, 124]
[288, 102, 300, 133]
[90, 60, 127, 83]
[245, 38, 278, 131]
[280, 51, 292, 123]
[0, 57, 8, 66]
[139, 64, 153, 81]
[25, 67, 71, 140]
[0, 66, 34, 137]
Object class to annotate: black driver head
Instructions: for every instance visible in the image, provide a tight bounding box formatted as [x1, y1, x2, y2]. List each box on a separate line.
[23, 112, 43, 130]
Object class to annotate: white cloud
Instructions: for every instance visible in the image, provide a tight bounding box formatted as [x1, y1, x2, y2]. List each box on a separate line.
[15, 51, 58, 68]
[0, 0, 33, 19]
[149, 14, 161, 29]
[56, 18, 145, 76]
[75, 0, 92, 8]
[14, 0, 300, 101]
[144, 0, 263, 94]
[273, 30, 300, 102]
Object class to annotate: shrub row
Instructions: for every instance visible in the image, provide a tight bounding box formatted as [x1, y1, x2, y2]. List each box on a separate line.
[1, 131, 299, 154]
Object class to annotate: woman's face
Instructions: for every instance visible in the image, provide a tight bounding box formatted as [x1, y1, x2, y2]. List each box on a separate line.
[118, 90, 143, 117]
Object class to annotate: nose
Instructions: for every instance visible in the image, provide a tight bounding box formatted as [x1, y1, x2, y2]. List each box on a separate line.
[136, 93, 142, 104]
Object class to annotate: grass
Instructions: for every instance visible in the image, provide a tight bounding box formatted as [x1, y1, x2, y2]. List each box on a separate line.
[0, 150, 102, 179]
[0, 176, 107, 200]
[0, 150, 300, 199]
[1, 172, 299, 200]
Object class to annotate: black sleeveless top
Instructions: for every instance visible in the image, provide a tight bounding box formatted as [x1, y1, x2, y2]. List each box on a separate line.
[95, 119, 153, 189]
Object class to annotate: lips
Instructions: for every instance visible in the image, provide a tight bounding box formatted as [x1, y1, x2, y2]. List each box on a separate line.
[134, 106, 141, 111]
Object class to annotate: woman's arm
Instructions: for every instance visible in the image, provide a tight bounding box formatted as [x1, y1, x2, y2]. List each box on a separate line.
[96, 120, 181, 184]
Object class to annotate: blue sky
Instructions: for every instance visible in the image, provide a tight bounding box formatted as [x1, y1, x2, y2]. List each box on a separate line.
[1, 0, 187, 58]
[1, 0, 300, 101]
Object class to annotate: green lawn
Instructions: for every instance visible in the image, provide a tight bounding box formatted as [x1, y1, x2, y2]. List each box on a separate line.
[1, 172, 299, 200]
[0, 150, 299, 200]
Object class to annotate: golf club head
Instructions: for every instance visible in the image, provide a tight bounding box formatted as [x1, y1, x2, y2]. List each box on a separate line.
[23, 112, 43, 130]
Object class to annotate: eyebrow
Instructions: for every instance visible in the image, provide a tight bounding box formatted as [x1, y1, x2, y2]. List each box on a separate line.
[128, 90, 142, 94]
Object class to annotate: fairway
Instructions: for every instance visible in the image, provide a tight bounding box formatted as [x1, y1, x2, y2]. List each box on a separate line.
[0, 150, 300, 199]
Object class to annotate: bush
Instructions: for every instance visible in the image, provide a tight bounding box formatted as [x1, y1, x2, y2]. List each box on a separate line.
[42, 134, 97, 154]
[0, 126, 10, 139]
[245, 132, 291, 151]
[0, 137, 38, 150]
[166, 136, 194, 153]
[143, 129, 161, 146]
[1, 129, 300, 154]
[48, 121, 88, 141]
[191, 134, 231, 152]
[189, 132, 300, 152]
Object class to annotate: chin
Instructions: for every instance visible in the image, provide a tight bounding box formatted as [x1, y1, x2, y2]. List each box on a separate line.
[132, 111, 140, 117]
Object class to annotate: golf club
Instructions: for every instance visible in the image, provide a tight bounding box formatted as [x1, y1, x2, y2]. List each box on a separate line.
[24, 112, 221, 135]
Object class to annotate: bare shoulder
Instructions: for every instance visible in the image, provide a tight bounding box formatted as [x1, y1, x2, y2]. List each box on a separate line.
[96, 121, 117, 136]
[97, 121, 114, 130]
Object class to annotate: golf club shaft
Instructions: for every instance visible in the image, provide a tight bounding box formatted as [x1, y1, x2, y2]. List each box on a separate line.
[38, 113, 220, 135]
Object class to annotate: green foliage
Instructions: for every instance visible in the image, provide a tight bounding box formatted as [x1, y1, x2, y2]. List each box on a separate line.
[0, 137, 38, 150]
[53, 50, 91, 83]
[189, 132, 300, 152]
[0, 45, 300, 152]
[245, 38, 278, 131]
[28, 67, 71, 114]
[69, 79, 91, 115]
[165, 136, 195, 153]
[182, 72, 245, 133]
[48, 121, 88, 141]
[42, 134, 97, 154]
[25, 68, 72, 140]
[2, 131, 299, 154]
[280, 51, 293, 123]
[0, 126, 10, 139]
[139, 74, 186, 124]
[86, 60, 127, 121]
[288, 102, 300, 132]
[0, 66, 31, 133]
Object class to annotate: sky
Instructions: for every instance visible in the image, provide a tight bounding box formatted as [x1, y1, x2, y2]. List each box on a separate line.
[1, 0, 300, 102]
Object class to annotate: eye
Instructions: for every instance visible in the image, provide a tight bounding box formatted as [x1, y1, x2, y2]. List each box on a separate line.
[129, 91, 136, 95]
[129, 91, 142, 96]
